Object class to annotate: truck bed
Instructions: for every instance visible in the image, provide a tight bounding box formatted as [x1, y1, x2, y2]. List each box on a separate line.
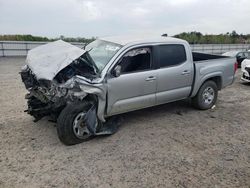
[192, 52, 227, 62]
[190, 52, 236, 97]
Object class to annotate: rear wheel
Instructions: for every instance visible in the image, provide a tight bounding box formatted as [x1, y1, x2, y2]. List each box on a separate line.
[192, 80, 218, 110]
[57, 102, 93, 145]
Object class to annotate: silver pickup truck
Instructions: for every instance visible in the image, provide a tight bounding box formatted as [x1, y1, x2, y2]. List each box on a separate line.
[21, 36, 237, 145]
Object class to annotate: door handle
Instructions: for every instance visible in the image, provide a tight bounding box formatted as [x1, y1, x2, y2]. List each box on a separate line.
[181, 70, 191, 75]
[145, 76, 156, 81]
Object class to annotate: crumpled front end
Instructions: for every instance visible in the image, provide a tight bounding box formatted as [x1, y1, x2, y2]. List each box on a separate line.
[21, 63, 110, 123]
[20, 40, 121, 139]
[20, 65, 69, 121]
[20, 65, 120, 136]
[20, 40, 97, 121]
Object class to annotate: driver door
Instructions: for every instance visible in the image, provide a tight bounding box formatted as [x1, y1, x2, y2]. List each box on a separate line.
[106, 47, 157, 116]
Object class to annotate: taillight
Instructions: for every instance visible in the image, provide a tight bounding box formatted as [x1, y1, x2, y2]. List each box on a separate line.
[234, 62, 238, 73]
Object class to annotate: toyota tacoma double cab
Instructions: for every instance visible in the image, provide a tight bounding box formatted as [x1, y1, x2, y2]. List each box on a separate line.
[21, 36, 237, 145]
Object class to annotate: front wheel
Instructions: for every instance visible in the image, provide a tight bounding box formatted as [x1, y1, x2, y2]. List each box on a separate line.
[57, 102, 93, 145]
[192, 80, 218, 110]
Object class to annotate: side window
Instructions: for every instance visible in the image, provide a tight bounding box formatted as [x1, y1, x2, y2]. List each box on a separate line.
[237, 53, 243, 57]
[118, 48, 151, 74]
[243, 52, 250, 57]
[158, 45, 187, 68]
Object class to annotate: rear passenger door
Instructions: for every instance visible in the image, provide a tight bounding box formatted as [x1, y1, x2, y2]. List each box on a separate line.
[155, 44, 194, 105]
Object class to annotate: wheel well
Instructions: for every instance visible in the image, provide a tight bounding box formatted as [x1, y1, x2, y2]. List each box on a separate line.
[84, 94, 98, 103]
[206, 76, 222, 90]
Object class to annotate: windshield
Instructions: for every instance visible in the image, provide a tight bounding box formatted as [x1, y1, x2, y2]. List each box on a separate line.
[85, 40, 122, 71]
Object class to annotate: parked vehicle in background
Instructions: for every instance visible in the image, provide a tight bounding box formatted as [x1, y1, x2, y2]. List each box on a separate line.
[241, 59, 250, 82]
[21, 36, 237, 145]
[222, 51, 240, 57]
[222, 51, 250, 67]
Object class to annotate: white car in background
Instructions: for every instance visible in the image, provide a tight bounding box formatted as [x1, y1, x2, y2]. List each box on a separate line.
[222, 51, 250, 67]
[241, 59, 250, 82]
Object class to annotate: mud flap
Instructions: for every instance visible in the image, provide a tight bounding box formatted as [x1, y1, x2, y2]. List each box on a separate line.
[84, 105, 121, 136]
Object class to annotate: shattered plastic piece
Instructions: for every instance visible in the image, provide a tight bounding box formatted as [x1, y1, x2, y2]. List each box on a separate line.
[85, 105, 99, 135]
[84, 105, 121, 136]
[211, 105, 216, 109]
[95, 116, 121, 136]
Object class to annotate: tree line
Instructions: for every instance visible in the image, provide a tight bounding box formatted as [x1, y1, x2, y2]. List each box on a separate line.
[0, 34, 95, 43]
[1, 31, 250, 44]
[173, 31, 250, 44]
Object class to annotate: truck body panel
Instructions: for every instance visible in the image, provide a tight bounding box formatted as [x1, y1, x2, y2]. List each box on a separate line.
[21, 36, 236, 124]
[191, 56, 236, 97]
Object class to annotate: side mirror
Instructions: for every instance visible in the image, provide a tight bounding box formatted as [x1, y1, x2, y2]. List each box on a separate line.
[113, 65, 122, 77]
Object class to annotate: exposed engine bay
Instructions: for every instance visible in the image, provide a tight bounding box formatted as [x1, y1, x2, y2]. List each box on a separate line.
[21, 65, 70, 121]
[55, 57, 96, 84]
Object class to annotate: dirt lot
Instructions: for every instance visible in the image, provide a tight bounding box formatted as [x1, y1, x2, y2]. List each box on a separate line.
[0, 57, 249, 188]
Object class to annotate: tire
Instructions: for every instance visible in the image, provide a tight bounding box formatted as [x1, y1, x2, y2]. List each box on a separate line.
[192, 80, 218, 110]
[57, 102, 93, 145]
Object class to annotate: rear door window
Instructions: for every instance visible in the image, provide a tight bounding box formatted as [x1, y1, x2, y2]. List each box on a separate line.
[157, 45, 187, 68]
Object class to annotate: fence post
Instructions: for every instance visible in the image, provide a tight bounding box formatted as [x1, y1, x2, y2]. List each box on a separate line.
[25, 42, 28, 55]
[1, 42, 4, 57]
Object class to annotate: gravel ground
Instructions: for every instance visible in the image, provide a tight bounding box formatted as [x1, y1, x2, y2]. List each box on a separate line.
[0, 57, 250, 188]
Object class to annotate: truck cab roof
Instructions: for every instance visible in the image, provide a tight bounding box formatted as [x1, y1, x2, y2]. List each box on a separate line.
[100, 35, 187, 46]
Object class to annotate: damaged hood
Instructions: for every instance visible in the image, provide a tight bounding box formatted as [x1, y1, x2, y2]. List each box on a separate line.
[26, 40, 86, 81]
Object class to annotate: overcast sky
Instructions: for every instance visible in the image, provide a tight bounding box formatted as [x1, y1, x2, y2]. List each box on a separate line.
[0, 0, 250, 38]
